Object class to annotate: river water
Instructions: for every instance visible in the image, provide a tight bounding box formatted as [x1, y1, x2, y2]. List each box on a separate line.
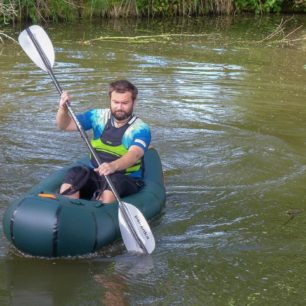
[1, 16, 306, 305]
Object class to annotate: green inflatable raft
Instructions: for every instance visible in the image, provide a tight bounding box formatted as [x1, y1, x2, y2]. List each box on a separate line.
[3, 148, 166, 257]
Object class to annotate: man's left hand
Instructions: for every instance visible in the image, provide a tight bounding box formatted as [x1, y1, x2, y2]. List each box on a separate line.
[94, 162, 117, 176]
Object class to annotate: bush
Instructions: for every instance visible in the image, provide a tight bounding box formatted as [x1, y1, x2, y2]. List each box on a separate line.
[1, 0, 306, 26]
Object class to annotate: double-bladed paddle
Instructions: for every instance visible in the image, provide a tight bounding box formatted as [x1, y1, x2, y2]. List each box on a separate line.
[18, 25, 155, 255]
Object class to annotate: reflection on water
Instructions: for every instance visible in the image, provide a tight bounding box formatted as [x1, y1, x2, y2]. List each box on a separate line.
[1, 15, 306, 304]
[1, 255, 155, 306]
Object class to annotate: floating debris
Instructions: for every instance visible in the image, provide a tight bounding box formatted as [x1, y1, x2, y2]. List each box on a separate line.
[283, 209, 303, 225]
[80, 33, 218, 45]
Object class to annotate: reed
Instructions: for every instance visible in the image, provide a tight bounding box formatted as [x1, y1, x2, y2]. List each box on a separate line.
[84, 0, 139, 18]
[0, 0, 18, 24]
[1, 0, 306, 25]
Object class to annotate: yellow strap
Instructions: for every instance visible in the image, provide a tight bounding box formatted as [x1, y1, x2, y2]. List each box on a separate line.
[38, 193, 57, 200]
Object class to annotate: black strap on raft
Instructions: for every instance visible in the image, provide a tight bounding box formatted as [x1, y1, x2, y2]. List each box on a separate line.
[60, 166, 90, 196]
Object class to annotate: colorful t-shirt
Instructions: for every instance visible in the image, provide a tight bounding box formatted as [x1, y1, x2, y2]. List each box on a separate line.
[77, 109, 151, 177]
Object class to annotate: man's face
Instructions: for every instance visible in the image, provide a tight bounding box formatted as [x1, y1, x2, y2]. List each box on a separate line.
[110, 91, 134, 121]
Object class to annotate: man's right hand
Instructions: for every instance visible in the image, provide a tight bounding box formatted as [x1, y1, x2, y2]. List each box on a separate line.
[56, 91, 77, 131]
[59, 91, 71, 110]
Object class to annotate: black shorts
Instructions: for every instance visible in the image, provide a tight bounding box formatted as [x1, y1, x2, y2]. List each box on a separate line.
[61, 166, 144, 200]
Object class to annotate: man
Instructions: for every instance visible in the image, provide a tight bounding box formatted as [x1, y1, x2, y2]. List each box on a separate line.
[56, 80, 151, 204]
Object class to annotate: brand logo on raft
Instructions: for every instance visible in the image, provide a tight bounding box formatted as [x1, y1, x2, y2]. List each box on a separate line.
[134, 214, 150, 240]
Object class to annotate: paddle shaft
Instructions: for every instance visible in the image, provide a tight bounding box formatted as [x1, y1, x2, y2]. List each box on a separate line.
[26, 28, 148, 254]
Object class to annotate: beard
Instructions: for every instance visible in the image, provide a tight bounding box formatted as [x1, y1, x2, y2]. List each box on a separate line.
[111, 109, 133, 121]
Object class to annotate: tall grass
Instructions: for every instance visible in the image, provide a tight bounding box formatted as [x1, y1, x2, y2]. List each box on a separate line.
[1, 0, 306, 25]
[0, 0, 18, 24]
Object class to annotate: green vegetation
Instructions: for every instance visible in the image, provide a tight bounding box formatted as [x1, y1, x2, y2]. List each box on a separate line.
[1, 0, 306, 25]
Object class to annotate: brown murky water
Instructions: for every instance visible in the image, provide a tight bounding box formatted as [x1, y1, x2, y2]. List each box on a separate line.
[1, 16, 306, 305]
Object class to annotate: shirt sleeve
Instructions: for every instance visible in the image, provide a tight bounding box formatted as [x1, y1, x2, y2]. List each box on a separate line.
[76, 109, 108, 138]
[126, 120, 151, 152]
[76, 109, 95, 131]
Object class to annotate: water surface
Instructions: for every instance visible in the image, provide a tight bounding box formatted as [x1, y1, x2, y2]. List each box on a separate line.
[1, 16, 306, 305]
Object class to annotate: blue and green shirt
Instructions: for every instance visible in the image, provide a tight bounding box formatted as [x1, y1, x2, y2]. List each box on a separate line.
[77, 109, 151, 178]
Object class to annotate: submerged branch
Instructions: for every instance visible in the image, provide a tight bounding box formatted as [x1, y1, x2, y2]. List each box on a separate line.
[0, 31, 18, 44]
[256, 17, 305, 47]
[80, 33, 217, 45]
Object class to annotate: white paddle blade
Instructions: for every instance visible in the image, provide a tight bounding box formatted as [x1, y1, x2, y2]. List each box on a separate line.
[118, 202, 155, 254]
[18, 25, 55, 72]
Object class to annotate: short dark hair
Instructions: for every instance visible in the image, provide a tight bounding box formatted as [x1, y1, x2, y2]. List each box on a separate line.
[108, 80, 138, 101]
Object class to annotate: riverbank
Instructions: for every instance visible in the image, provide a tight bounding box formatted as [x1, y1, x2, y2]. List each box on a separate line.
[2, 14, 306, 52]
[1, 0, 306, 26]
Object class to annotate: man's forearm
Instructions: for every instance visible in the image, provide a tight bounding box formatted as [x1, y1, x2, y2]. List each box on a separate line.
[111, 148, 143, 172]
[56, 106, 72, 130]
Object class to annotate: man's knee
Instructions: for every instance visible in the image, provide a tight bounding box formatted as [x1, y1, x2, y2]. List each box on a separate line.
[96, 190, 115, 204]
[60, 166, 91, 198]
[60, 183, 80, 199]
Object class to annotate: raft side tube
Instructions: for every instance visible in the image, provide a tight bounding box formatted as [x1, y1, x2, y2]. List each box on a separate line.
[3, 148, 166, 257]
[4, 197, 61, 257]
